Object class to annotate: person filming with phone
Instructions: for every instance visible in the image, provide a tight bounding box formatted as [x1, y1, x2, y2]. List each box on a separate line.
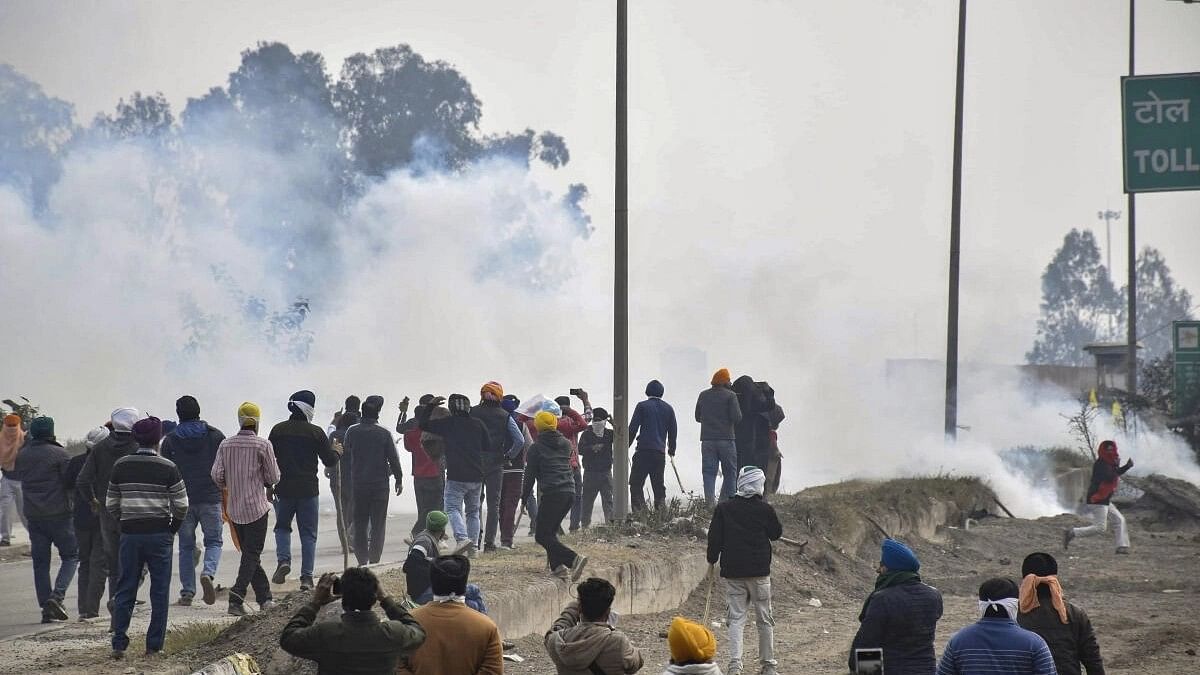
[279, 567, 425, 674]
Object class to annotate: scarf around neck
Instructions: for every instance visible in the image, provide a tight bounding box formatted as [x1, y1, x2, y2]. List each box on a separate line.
[859, 570, 921, 620]
[1019, 574, 1069, 624]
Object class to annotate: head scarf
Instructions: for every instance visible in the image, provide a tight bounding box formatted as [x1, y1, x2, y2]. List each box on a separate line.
[0, 416, 25, 471]
[480, 381, 504, 402]
[979, 596, 1020, 621]
[667, 616, 717, 663]
[1098, 440, 1119, 465]
[238, 401, 262, 430]
[448, 394, 472, 416]
[711, 368, 732, 386]
[288, 390, 317, 421]
[735, 466, 766, 498]
[501, 394, 520, 413]
[881, 538, 920, 572]
[1019, 574, 1069, 624]
[85, 426, 110, 450]
[535, 411, 559, 433]
[110, 407, 140, 433]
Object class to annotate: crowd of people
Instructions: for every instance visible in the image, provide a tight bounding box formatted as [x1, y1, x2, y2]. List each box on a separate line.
[0, 375, 1132, 674]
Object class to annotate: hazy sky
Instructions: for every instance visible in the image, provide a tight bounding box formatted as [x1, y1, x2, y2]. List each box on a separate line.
[3, 0, 1200, 411]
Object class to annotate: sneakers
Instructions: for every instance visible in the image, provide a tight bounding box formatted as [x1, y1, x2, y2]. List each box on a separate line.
[449, 539, 474, 557]
[227, 603, 247, 617]
[1116, 546, 1131, 554]
[300, 576, 314, 591]
[502, 639, 515, 651]
[483, 543, 497, 553]
[727, 659, 744, 675]
[0, 537, 10, 546]
[570, 555, 589, 582]
[272, 562, 290, 585]
[260, 599, 277, 611]
[200, 575, 216, 605]
[760, 663, 779, 675]
[78, 613, 98, 622]
[177, 594, 193, 607]
[45, 598, 68, 622]
[1062, 528, 1075, 551]
[551, 565, 570, 580]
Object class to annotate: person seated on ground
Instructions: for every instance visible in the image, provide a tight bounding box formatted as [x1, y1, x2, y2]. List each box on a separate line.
[401, 555, 503, 675]
[544, 577, 644, 675]
[664, 616, 721, 675]
[848, 538, 943, 674]
[403, 510, 450, 604]
[937, 577, 1055, 675]
[1016, 552, 1105, 675]
[279, 568, 425, 675]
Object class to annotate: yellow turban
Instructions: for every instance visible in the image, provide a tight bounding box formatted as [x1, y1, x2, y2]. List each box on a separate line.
[534, 410, 559, 433]
[238, 401, 261, 429]
[711, 368, 732, 386]
[667, 616, 716, 663]
[480, 381, 504, 402]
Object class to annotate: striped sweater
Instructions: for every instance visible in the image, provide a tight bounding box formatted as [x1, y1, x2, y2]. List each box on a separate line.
[106, 448, 189, 534]
[938, 617, 1056, 675]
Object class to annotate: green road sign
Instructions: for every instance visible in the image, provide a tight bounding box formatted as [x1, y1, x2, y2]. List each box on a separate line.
[1122, 73, 1200, 193]
[1175, 321, 1200, 418]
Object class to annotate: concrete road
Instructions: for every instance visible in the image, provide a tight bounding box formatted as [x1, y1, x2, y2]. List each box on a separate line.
[0, 509, 421, 642]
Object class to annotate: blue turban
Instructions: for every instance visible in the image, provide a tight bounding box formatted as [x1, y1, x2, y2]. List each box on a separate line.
[881, 538, 919, 572]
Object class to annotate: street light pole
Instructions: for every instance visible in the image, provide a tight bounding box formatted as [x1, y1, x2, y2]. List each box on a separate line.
[945, 0, 968, 440]
[613, 0, 630, 520]
[1098, 208, 1122, 337]
[1126, 0, 1138, 394]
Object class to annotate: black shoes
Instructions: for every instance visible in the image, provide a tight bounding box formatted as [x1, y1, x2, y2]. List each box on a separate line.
[200, 575, 217, 605]
[44, 598, 68, 621]
[272, 562, 290, 585]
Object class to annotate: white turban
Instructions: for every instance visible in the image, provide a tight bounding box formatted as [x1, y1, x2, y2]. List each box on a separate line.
[110, 407, 141, 433]
[85, 426, 110, 449]
[736, 466, 766, 498]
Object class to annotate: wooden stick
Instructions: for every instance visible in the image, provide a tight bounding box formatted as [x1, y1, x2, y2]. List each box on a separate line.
[993, 496, 1015, 518]
[778, 537, 808, 549]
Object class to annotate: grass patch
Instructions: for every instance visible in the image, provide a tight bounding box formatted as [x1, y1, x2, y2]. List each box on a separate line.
[128, 619, 230, 656]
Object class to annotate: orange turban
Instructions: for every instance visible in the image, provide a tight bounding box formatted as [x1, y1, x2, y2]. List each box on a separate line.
[711, 368, 732, 386]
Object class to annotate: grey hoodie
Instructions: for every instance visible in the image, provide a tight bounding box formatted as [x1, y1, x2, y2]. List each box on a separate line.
[662, 664, 723, 675]
[544, 601, 644, 675]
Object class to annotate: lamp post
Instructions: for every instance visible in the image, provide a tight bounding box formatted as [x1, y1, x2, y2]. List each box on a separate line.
[613, 0, 630, 519]
[944, 0, 968, 440]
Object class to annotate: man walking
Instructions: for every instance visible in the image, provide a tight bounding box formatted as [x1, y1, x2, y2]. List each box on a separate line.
[160, 395, 225, 606]
[732, 376, 774, 471]
[1065, 440, 1134, 554]
[523, 411, 588, 581]
[578, 408, 614, 527]
[269, 390, 339, 589]
[212, 402, 281, 616]
[555, 392, 593, 532]
[1016, 552, 1105, 675]
[399, 395, 446, 539]
[66, 426, 109, 619]
[328, 395, 360, 555]
[344, 395, 404, 565]
[938, 578, 1056, 675]
[627, 380, 677, 513]
[471, 382, 522, 552]
[12, 416, 78, 623]
[706, 466, 782, 675]
[695, 368, 742, 506]
[849, 538, 943, 673]
[0, 413, 27, 547]
[77, 407, 140, 626]
[107, 416, 188, 660]
[417, 395, 490, 555]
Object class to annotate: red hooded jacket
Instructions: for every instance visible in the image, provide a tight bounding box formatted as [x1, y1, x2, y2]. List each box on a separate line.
[1086, 440, 1130, 505]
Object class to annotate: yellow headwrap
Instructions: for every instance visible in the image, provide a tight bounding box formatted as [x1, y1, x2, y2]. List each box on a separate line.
[534, 410, 558, 433]
[667, 616, 716, 663]
[480, 381, 504, 402]
[238, 401, 262, 429]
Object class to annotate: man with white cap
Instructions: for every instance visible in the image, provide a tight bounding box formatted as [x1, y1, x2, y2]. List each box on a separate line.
[706, 466, 782, 675]
[77, 407, 140, 627]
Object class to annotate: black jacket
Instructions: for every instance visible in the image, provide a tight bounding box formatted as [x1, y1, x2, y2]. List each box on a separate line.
[470, 401, 511, 455]
[695, 385, 742, 441]
[10, 438, 71, 520]
[160, 420, 225, 504]
[848, 579, 943, 674]
[268, 414, 340, 498]
[344, 418, 403, 491]
[523, 430, 576, 500]
[77, 431, 138, 507]
[279, 597, 426, 675]
[416, 408, 490, 483]
[65, 451, 96, 531]
[732, 376, 773, 467]
[578, 428, 614, 472]
[1017, 589, 1105, 675]
[706, 494, 782, 578]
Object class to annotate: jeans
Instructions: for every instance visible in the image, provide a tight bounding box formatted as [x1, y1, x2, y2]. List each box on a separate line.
[629, 449, 666, 512]
[702, 440, 739, 506]
[481, 455, 504, 547]
[274, 495, 319, 579]
[411, 475, 445, 538]
[0, 477, 26, 538]
[581, 469, 614, 527]
[111, 531, 173, 653]
[28, 516, 79, 611]
[725, 576, 776, 667]
[569, 467, 584, 531]
[535, 491, 578, 571]
[1073, 503, 1131, 548]
[230, 514, 271, 606]
[75, 526, 99, 614]
[353, 487, 389, 566]
[178, 502, 223, 596]
[444, 479, 482, 543]
[92, 511, 121, 624]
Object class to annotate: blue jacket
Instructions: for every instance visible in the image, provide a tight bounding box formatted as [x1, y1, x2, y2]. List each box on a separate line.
[938, 617, 1056, 675]
[160, 420, 225, 504]
[628, 393, 678, 453]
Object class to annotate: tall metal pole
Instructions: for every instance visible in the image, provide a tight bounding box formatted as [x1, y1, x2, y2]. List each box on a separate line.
[1126, 0, 1139, 394]
[945, 0, 967, 440]
[613, 0, 630, 519]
